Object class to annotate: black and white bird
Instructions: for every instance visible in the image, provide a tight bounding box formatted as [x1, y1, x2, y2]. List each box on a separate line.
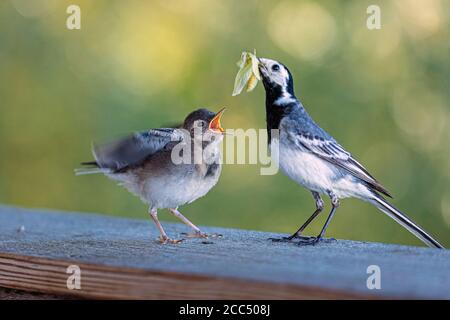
[257, 58, 444, 248]
[77, 108, 225, 244]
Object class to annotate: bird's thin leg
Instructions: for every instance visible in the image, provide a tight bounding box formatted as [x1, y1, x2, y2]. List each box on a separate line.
[149, 208, 182, 244]
[169, 208, 222, 239]
[298, 192, 339, 246]
[271, 192, 324, 242]
[289, 192, 324, 239]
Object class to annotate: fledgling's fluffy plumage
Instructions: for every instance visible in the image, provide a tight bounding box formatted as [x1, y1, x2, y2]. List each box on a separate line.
[258, 57, 443, 248]
[77, 108, 225, 243]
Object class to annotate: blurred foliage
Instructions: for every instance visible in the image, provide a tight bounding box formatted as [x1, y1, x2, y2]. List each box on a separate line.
[0, 0, 449, 247]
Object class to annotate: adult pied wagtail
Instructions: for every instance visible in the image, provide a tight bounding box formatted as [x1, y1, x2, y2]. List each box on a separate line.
[257, 57, 443, 248]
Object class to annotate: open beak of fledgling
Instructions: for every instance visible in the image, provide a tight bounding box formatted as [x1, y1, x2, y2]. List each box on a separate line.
[208, 107, 226, 133]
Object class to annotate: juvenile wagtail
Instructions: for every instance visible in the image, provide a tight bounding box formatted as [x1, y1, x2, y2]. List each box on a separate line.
[77, 108, 226, 244]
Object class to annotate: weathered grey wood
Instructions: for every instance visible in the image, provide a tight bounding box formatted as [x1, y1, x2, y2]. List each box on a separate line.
[0, 287, 73, 300]
[0, 205, 449, 299]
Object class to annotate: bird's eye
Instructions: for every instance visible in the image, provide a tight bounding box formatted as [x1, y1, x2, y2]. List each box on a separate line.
[196, 121, 205, 128]
[272, 64, 280, 72]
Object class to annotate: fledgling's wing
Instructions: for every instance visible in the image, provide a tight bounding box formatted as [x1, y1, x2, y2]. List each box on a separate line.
[91, 128, 186, 172]
[283, 121, 392, 197]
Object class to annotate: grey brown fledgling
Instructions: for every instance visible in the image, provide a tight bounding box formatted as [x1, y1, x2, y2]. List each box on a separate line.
[257, 57, 443, 248]
[77, 108, 226, 244]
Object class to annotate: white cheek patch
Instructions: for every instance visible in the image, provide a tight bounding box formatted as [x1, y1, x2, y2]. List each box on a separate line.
[270, 66, 289, 88]
[260, 58, 291, 90]
[281, 67, 289, 83]
[272, 73, 286, 87]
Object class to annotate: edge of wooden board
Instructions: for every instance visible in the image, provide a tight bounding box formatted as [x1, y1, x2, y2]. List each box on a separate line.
[0, 252, 380, 300]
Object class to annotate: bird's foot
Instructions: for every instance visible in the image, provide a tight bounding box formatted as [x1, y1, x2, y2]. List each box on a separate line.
[158, 236, 184, 244]
[181, 231, 223, 239]
[296, 236, 336, 246]
[269, 234, 314, 243]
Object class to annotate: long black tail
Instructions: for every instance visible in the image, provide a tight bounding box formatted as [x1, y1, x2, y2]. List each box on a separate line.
[371, 196, 444, 249]
[74, 161, 109, 176]
[80, 161, 99, 167]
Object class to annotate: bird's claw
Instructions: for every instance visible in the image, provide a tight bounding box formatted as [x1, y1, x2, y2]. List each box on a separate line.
[296, 236, 320, 246]
[181, 232, 223, 239]
[158, 236, 184, 244]
[208, 233, 223, 238]
[296, 237, 336, 246]
[269, 234, 314, 242]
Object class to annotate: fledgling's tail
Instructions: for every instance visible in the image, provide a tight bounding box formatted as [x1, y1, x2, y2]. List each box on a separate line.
[371, 196, 444, 249]
[74, 161, 110, 176]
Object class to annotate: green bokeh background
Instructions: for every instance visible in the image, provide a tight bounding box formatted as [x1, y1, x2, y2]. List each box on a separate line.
[1, 0, 449, 247]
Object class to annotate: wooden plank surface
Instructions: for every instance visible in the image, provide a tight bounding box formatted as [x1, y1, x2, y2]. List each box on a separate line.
[0, 205, 449, 299]
[0, 287, 73, 300]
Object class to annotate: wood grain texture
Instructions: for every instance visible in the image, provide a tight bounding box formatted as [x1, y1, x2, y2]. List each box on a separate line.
[0, 205, 449, 299]
[0, 286, 73, 300]
[0, 252, 366, 299]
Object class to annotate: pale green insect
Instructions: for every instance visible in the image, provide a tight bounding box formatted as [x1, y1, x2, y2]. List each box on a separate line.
[232, 51, 261, 96]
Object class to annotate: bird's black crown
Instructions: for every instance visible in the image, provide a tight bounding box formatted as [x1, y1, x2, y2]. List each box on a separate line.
[183, 108, 216, 130]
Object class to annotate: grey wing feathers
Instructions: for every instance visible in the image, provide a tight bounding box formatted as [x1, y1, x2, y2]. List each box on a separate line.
[284, 123, 392, 197]
[92, 128, 185, 172]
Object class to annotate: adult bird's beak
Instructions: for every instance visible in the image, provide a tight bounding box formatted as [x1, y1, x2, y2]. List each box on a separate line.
[257, 57, 268, 78]
[209, 107, 226, 133]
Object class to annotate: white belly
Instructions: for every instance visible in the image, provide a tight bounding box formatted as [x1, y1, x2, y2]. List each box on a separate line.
[145, 173, 219, 209]
[277, 140, 335, 194]
[274, 138, 371, 199]
[108, 168, 220, 209]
